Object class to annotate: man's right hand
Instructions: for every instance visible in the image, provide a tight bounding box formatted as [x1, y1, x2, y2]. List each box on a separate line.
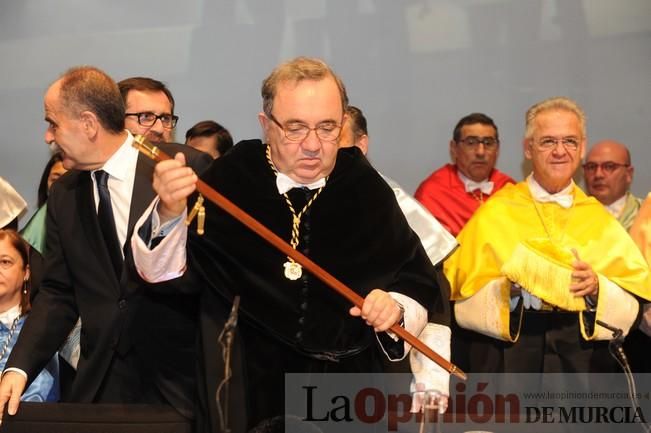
[0, 371, 27, 421]
[153, 152, 198, 223]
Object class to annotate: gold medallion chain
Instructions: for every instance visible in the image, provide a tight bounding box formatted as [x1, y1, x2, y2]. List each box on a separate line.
[265, 145, 326, 280]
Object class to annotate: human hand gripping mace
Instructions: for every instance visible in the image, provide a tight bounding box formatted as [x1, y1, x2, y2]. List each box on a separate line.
[133, 134, 466, 380]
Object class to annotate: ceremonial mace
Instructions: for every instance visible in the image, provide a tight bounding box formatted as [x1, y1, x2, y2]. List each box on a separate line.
[133, 135, 466, 381]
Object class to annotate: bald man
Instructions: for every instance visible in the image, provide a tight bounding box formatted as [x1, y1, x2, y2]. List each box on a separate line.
[584, 140, 642, 230]
[585, 140, 650, 373]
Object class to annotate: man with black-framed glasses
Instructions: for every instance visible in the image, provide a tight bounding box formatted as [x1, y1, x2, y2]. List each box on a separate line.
[119, 77, 178, 145]
[584, 140, 641, 231]
[415, 113, 515, 237]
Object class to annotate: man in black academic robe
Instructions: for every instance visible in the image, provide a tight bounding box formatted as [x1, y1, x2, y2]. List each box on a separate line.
[132, 57, 451, 432]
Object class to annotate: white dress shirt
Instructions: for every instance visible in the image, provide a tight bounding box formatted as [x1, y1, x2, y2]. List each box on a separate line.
[457, 171, 494, 195]
[0, 305, 21, 329]
[275, 172, 326, 194]
[90, 131, 139, 253]
[527, 175, 574, 208]
[605, 194, 627, 218]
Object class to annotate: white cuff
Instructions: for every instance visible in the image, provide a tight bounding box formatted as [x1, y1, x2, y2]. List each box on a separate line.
[409, 323, 451, 413]
[2, 367, 27, 381]
[131, 197, 188, 282]
[376, 292, 428, 361]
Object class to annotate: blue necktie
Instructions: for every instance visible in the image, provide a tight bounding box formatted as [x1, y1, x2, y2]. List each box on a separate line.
[93, 170, 122, 276]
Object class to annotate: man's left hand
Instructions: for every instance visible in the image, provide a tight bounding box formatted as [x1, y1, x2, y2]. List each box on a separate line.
[349, 289, 402, 332]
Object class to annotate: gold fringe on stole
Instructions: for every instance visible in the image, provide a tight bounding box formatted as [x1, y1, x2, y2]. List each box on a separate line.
[501, 240, 586, 312]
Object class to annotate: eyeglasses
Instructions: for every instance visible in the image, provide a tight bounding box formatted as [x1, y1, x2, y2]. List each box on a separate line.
[268, 113, 342, 142]
[457, 136, 499, 149]
[125, 112, 179, 129]
[582, 161, 629, 174]
[534, 136, 581, 150]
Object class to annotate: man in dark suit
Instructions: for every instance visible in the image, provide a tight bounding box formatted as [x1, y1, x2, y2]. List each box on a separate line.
[0, 66, 211, 422]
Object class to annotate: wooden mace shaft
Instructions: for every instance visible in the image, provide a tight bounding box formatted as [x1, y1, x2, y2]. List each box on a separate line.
[133, 134, 466, 380]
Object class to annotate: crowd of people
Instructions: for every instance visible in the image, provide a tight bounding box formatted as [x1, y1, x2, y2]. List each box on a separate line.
[0, 57, 649, 433]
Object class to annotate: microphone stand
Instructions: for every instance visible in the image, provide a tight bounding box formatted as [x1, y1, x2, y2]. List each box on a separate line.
[216, 296, 240, 433]
[596, 320, 651, 433]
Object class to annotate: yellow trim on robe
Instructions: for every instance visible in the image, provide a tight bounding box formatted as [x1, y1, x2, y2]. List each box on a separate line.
[454, 278, 520, 342]
[630, 192, 651, 265]
[445, 181, 651, 315]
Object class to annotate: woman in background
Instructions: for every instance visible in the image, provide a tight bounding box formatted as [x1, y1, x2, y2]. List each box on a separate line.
[0, 229, 58, 401]
[22, 152, 67, 257]
[21, 152, 67, 299]
[37, 152, 66, 209]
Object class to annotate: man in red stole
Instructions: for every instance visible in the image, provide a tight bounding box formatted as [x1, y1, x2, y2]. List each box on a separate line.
[415, 113, 514, 236]
[445, 97, 651, 373]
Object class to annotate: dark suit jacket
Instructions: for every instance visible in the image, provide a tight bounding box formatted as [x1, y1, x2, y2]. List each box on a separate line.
[6, 141, 212, 419]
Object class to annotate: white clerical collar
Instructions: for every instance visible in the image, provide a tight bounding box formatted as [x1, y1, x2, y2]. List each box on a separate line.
[605, 194, 627, 218]
[275, 172, 326, 195]
[527, 175, 574, 208]
[457, 171, 494, 194]
[0, 304, 21, 329]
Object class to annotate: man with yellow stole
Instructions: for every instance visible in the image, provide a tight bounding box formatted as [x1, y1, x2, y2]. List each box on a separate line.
[628, 194, 651, 371]
[444, 96, 651, 373]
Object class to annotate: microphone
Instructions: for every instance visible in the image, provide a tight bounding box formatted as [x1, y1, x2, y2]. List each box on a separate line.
[596, 319, 630, 372]
[217, 295, 241, 433]
[596, 319, 624, 342]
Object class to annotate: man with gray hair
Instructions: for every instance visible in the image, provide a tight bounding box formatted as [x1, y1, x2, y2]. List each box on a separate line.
[131, 57, 452, 431]
[444, 96, 651, 373]
[0, 66, 211, 425]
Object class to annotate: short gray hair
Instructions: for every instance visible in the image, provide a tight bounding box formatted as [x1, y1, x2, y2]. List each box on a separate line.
[524, 96, 586, 140]
[261, 56, 348, 117]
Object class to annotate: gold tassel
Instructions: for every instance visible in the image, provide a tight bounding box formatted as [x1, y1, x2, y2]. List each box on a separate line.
[185, 194, 205, 236]
[502, 241, 585, 311]
[197, 204, 205, 235]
